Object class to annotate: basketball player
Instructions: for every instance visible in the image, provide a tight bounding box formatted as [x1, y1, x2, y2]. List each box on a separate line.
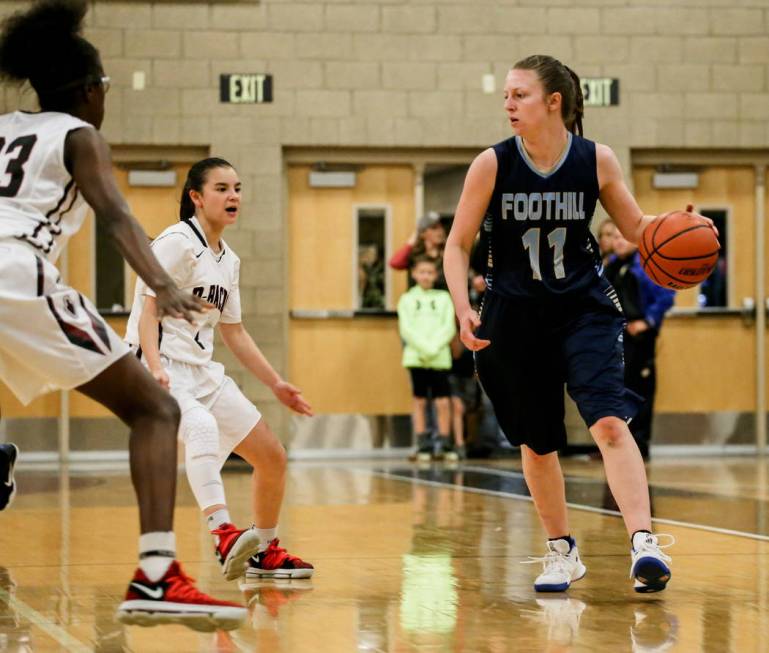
[125, 158, 314, 582]
[0, 0, 245, 629]
[444, 55, 710, 593]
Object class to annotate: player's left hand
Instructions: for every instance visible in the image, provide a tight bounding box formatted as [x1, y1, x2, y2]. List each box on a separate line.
[272, 380, 314, 416]
[685, 204, 719, 237]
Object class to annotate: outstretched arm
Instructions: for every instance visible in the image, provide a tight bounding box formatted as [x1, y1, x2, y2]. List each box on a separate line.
[597, 145, 717, 244]
[596, 144, 655, 246]
[65, 128, 207, 321]
[218, 322, 313, 416]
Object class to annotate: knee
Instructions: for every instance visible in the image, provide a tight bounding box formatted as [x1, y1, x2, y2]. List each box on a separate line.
[435, 397, 450, 410]
[246, 427, 287, 471]
[522, 446, 557, 467]
[181, 408, 219, 460]
[261, 436, 287, 472]
[146, 392, 181, 430]
[591, 417, 629, 448]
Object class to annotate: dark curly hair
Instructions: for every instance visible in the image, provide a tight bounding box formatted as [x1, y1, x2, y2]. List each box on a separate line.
[0, 0, 102, 108]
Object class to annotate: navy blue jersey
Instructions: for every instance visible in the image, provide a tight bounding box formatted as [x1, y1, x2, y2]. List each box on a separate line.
[483, 133, 603, 298]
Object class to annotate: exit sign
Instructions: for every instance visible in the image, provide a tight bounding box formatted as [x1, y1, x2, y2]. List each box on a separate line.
[220, 74, 273, 104]
[581, 78, 619, 107]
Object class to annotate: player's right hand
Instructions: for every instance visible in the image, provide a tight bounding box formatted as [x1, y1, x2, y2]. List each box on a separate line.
[155, 284, 211, 323]
[685, 203, 719, 237]
[458, 308, 491, 352]
[150, 367, 170, 390]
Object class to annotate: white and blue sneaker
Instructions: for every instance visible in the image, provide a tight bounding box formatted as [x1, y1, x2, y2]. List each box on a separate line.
[630, 532, 673, 593]
[525, 538, 587, 592]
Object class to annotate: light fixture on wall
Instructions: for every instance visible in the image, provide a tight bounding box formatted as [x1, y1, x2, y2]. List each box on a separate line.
[652, 166, 699, 189]
[309, 162, 357, 188]
[127, 170, 177, 187]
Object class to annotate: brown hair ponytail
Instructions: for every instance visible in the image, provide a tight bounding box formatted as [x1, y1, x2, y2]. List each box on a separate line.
[513, 55, 585, 136]
[179, 157, 235, 220]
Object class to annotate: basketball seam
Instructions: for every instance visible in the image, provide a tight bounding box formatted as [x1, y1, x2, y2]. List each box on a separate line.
[643, 249, 714, 287]
[640, 214, 666, 280]
[653, 249, 720, 261]
[640, 215, 718, 288]
[651, 223, 715, 258]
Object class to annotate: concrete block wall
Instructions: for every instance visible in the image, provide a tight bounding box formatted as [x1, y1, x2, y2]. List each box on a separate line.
[1, 0, 767, 440]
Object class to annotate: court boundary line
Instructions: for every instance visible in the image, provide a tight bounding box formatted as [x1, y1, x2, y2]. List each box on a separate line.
[367, 467, 769, 543]
[0, 585, 90, 652]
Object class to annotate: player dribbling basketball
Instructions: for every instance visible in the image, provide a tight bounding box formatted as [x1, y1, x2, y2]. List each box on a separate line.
[444, 55, 715, 593]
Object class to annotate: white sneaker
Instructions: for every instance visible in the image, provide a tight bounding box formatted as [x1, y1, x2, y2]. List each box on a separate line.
[630, 532, 673, 593]
[524, 539, 587, 592]
[522, 597, 587, 645]
[630, 604, 679, 653]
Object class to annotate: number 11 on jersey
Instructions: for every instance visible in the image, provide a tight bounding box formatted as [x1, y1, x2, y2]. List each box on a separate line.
[522, 227, 567, 281]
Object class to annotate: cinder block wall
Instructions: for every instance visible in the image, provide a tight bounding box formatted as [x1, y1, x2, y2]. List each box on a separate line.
[1, 0, 767, 440]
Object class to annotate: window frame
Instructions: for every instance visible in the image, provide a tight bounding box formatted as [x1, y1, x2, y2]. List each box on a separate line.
[351, 203, 392, 311]
[695, 204, 733, 309]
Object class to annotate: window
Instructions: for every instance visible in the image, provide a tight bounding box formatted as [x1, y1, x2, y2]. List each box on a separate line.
[697, 208, 728, 308]
[354, 206, 389, 310]
[95, 220, 125, 311]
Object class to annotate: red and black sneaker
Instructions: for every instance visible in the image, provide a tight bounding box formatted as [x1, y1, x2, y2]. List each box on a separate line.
[116, 560, 246, 632]
[212, 523, 261, 581]
[245, 539, 314, 580]
[241, 580, 314, 621]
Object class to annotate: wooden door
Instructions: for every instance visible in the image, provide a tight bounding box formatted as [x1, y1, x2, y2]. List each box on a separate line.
[288, 165, 415, 414]
[633, 166, 756, 414]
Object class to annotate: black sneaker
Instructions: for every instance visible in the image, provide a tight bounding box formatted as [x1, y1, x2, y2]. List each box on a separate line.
[410, 432, 434, 462]
[0, 443, 19, 511]
[434, 437, 457, 461]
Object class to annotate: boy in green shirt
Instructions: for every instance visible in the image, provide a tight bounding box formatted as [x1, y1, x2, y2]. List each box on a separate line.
[397, 257, 457, 461]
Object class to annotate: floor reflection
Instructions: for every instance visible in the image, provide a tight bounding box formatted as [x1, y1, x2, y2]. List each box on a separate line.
[1, 459, 769, 651]
[380, 462, 769, 538]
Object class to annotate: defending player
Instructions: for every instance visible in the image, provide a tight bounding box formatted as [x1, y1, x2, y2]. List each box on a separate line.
[444, 55, 709, 593]
[125, 158, 314, 582]
[0, 0, 245, 629]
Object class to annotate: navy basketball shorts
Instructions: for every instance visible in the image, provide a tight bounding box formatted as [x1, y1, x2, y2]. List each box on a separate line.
[408, 367, 451, 399]
[474, 287, 642, 455]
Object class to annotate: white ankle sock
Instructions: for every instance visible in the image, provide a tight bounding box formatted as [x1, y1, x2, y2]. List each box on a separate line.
[139, 531, 176, 582]
[632, 530, 653, 551]
[206, 508, 231, 531]
[255, 527, 277, 552]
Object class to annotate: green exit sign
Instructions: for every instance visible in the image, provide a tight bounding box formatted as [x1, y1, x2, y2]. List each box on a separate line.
[581, 78, 619, 107]
[219, 74, 273, 104]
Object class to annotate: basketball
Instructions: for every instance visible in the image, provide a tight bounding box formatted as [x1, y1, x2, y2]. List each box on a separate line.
[638, 209, 720, 290]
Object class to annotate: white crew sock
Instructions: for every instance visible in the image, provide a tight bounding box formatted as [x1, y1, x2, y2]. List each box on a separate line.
[207, 508, 232, 531]
[139, 531, 176, 582]
[632, 530, 653, 551]
[255, 527, 277, 553]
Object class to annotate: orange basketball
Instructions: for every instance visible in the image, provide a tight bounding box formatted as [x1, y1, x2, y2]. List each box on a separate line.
[638, 210, 720, 290]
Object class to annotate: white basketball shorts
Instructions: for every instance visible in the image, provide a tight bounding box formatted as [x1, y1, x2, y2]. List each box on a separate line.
[0, 243, 129, 405]
[146, 355, 262, 466]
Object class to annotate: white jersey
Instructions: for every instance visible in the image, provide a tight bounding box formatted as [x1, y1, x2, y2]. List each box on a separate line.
[125, 216, 242, 367]
[0, 111, 93, 264]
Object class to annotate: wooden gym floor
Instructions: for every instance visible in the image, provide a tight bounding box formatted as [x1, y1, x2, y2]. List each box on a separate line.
[1, 455, 769, 652]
